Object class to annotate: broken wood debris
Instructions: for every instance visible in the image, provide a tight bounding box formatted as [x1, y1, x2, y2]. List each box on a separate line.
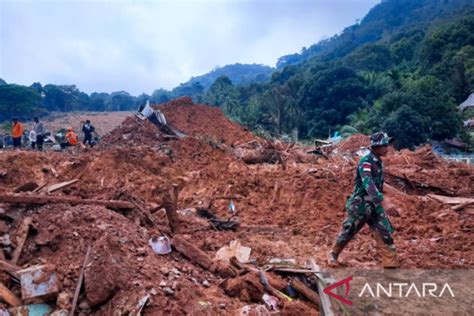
[0, 259, 21, 280]
[46, 179, 79, 194]
[171, 235, 236, 278]
[386, 172, 456, 196]
[271, 267, 316, 274]
[452, 201, 474, 211]
[427, 194, 474, 205]
[259, 270, 293, 303]
[289, 277, 321, 307]
[11, 217, 32, 264]
[162, 185, 181, 233]
[0, 281, 22, 307]
[310, 260, 336, 316]
[0, 194, 135, 210]
[70, 246, 91, 316]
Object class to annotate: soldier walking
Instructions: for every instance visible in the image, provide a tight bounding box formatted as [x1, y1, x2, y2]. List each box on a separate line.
[328, 132, 400, 268]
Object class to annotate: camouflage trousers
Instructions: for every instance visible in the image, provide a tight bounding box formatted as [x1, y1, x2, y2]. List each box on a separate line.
[335, 196, 394, 248]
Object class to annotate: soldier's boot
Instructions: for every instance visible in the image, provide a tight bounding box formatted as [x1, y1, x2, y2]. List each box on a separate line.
[327, 242, 347, 266]
[380, 244, 399, 268]
[373, 232, 399, 268]
[372, 233, 410, 281]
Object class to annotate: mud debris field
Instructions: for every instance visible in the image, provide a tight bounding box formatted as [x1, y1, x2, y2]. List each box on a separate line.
[0, 97, 472, 315]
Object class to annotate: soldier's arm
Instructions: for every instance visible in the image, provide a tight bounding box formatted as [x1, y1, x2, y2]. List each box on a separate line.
[359, 161, 384, 205]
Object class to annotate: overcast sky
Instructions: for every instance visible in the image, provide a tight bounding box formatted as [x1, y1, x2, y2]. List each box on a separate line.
[0, 0, 379, 95]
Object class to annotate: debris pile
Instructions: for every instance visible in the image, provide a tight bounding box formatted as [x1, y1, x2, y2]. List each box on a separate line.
[0, 97, 472, 314]
[155, 97, 256, 145]
[334, 133, 370, 153]
[101, 116, 164, 146]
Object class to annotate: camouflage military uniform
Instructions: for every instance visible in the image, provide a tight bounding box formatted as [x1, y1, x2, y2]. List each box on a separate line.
[335, 150, 394, 247]
[329, 132, 398, 268]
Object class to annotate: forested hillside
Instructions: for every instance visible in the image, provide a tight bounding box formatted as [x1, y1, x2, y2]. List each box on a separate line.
[1, 0, 473, 148]
[195, 0, 474, 148]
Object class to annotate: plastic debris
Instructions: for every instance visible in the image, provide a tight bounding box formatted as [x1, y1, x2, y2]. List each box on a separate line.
[215, 240, 251, 263]
[148, 236, 172, 255]
[262, 293, 279, 310]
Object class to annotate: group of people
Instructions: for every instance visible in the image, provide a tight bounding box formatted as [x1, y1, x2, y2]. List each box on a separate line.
[9, 118, 96, 150]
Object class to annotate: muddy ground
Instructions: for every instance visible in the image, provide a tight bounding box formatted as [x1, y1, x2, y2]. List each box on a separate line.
[0, 97, 472, 314]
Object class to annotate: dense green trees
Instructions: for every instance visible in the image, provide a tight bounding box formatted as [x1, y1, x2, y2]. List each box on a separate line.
[0, 82, 149, 121]
[194, 1, 473, 149]
[0, 84, 43, 120]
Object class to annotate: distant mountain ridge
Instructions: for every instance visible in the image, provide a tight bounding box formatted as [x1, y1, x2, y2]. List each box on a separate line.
[179, 63, 275, 91]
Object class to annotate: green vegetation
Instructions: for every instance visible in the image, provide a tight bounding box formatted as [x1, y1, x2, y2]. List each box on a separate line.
[1, 0, 472, 149]
[195, 0, 474, 149]
[0, 63, 272, 122]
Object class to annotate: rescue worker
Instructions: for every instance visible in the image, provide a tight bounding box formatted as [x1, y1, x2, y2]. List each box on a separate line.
[328, 132, 400, 268]
[82, 120, 95, 147]
[12, 118, 24, 148]
[61, 127, 78, 149]
[32, 117, 46, 150]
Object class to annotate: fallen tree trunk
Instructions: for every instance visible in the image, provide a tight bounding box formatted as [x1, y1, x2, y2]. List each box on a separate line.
[290, 278, 321, 308]
[172, 235, 236, 278]
[240, 149, 282, 165]
[0, 194, 135, 210]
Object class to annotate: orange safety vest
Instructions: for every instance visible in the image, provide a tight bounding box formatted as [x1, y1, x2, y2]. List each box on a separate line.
[66, 131, 78, 145]
[12, 122, 23, 138]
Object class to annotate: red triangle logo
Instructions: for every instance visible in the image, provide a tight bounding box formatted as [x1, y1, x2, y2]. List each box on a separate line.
[323, 276, 353, 306]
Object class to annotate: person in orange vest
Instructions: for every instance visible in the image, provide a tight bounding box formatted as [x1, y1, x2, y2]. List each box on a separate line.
[11, 118, 24, 148]
[61, 127, 79, 149]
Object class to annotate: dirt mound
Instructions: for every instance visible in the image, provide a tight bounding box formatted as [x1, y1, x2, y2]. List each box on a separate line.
[19, 204, 238, 314]
[335, 134, 370, 152]
[155, 97, 256, 145]
[101, 116, 164, 146]
[385, 145, 474, 196]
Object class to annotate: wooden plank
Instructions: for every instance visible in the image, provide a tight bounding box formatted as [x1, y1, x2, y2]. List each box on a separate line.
[0, 194, 135, 210]
[0, 259, 21, 280]
[290, 277, 321, 307]
[32, 183, 47, 193]
[452, 201, 474, 211]
[11, 217, 32, 264]
[70, 246, 91, 316]
[163, 188, 180, 233]
[46, 179, 79, 193]
[272, 267, 316, 274]
[310, 260, 335, 316]
[426, 194, 474, 205]
[0, 282, 22, 307]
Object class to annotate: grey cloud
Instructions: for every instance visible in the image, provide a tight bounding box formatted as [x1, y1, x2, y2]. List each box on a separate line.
[0, 0, 379, 95]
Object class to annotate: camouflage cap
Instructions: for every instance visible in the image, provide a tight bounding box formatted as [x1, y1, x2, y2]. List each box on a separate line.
[370, 132, 395, 147]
